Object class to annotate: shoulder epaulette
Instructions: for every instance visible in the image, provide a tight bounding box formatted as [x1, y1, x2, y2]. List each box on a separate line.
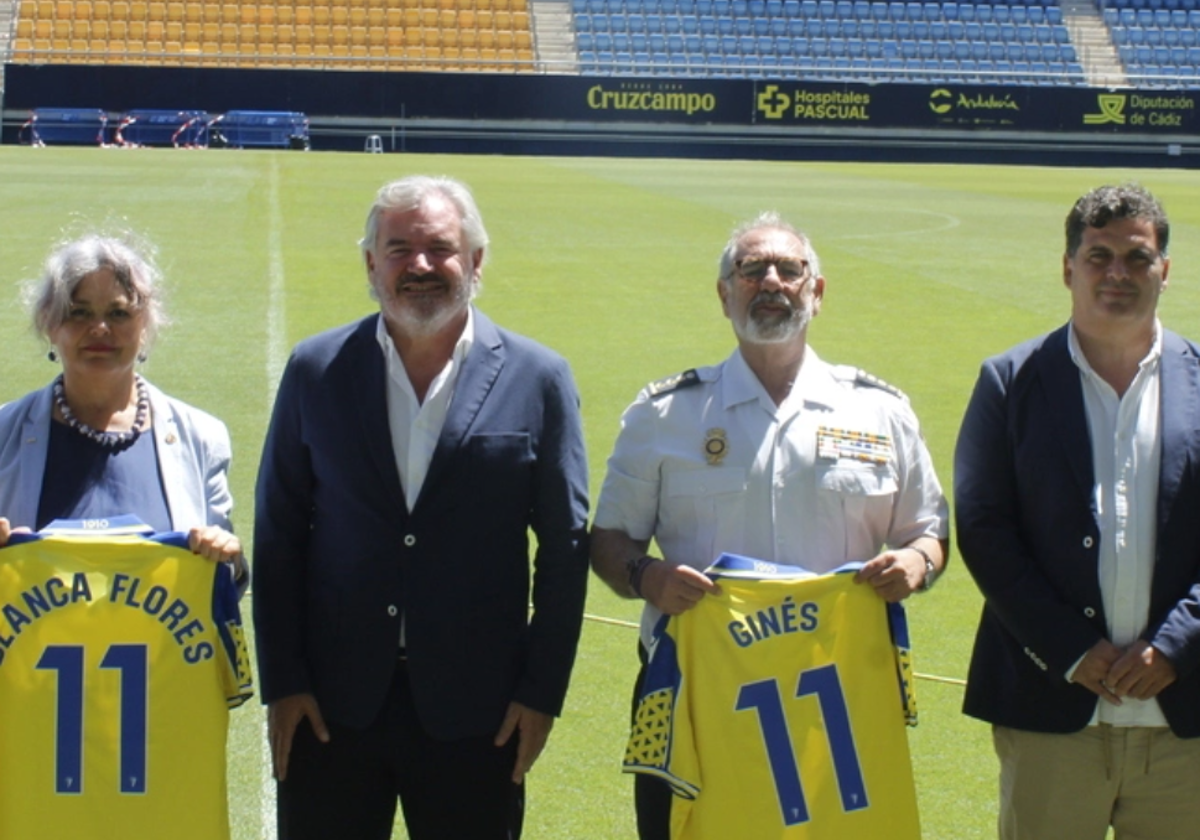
[832, 365, 910, 403]
[647, 369, 701, 398]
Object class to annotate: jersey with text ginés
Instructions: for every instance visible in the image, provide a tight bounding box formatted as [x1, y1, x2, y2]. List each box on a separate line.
[0, 527, 253, 840]
[624, 554, 920, 840]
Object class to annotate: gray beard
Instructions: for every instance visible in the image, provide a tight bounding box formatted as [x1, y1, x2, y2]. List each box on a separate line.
[734, 295, 811, 344]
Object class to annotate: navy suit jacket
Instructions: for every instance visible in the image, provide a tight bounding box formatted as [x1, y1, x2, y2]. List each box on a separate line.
[955, 324, 1200, 737]
[252, 310, 590, 739]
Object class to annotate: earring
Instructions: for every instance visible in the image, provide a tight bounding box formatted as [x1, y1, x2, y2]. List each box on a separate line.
[47, 349, 57, 362]
[137, 351, 147, 363]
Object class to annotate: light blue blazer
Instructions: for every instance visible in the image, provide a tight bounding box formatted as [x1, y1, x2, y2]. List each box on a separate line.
[0, 379, 234, 533]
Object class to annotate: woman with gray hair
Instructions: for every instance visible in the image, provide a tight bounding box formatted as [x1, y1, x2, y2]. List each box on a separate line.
[0, 233, 245, 581]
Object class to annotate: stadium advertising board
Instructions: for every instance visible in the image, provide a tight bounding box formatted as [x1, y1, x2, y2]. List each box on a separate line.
[4, 64, 1196, 140]
[750, 81, 1198, 133]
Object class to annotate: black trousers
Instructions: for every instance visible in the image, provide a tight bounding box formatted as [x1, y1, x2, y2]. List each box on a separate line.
[277, 660, 524, 840]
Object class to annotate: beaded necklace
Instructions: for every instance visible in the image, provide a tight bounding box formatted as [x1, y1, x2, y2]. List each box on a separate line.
[52, 374, 150, 450]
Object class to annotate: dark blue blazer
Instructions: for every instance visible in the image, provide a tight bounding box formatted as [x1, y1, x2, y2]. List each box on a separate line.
[955, 324, 1200, 737]
[252, 311, 590, 739]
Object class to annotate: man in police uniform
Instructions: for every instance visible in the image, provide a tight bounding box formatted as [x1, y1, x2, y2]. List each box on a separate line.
[590, 211, 949, 840]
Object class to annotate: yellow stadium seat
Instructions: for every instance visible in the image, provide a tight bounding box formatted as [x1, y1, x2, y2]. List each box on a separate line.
[17, 1, 34, 21]
[348, 24, 366, 44]
[492, 10, 511, 28]
[331, 23, 348, 44]
[474, 9, 491, 28]
[437, 8, 454, 26]
[200, 20, 217, 39]
[110, 0, 129, 18]
[91, 17, 108, 35]
[331, 5, 347, 24]
[184, 2, 201, 21]
[419, 7, 436, 26]
[349, 6, 365, 25]
[219, 2, 237, 22]
[421, 25, 440, 45]
[458, 27, 475, 47]
[108, 18, 126, 37]
[455, 0, 472, 11]
[512, 9, 528, 28]
[219, 20, 236, 40]
[93, 0, 111, 18]
[259, 22, 276, 41]
[16, 17, 34, 37]
[34, 19, 52, 37]
[514, 29, 529, 48]
[76, 0, 95, 19]
[166, 1, 183, 20]
[277, 22, 294, 42]
[366, 6, 382, 26]
[495, 29, 511, 48]
[146, 19, 164, 40]
[202, 2, 219, 22]
[238, 21, 255, 42]
[366, 25, 383, 45]
[441, 27, 458, 47]
[165, 19, 181, 39]
[312, 5, 328, 23]
[52, 18, 71, 37]
[477, 28, 493, 48]
[36, 0, 53, 18]
[237, 4, 255, 23]
[277, 6, 294, 24]
[401, 7, 418, 26]
[261, 6, 279, 25]
[402, 26, 418, 46]
[183, 20, 199, 39]
[312, 22, 330, 43]
[294, 5, 311, 24]
[293, 22, 310, 44]
[128, 17, 146, 36]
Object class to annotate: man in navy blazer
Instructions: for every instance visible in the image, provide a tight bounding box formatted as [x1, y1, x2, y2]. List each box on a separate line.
[253, 176, 590, 839]
[955, 184, 1200, 839]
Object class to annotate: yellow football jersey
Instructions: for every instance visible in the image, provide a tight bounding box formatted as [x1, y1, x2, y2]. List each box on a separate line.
[0, 522, 253, 840]
[625, 554, 920, 840]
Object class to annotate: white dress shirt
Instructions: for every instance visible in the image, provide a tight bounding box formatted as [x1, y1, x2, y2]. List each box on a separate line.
[1069, 322, 1166, 727]
[376, 310, 475, 512]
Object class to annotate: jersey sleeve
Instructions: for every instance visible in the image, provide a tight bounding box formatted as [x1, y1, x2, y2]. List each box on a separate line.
[623, 618, 701, 799]
[211, 565, 254, 709]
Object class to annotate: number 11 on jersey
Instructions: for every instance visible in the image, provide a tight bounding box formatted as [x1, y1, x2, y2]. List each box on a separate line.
[735, 663, 868, 827]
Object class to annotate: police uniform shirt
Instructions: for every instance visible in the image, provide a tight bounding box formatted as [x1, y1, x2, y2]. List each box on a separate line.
[593, 347, 948, 647]
[624, 554, 921, 840]
[0, 523, 253, 840]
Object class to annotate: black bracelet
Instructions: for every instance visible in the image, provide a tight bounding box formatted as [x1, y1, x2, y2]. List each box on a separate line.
[627, 555, 655, 598]
[910, 545, 938, 591]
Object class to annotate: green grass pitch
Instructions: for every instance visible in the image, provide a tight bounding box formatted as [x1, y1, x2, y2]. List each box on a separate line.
[2, 147, 1197, 839]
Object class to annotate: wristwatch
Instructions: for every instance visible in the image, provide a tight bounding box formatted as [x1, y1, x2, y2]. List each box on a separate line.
[911, 545, 938, 591]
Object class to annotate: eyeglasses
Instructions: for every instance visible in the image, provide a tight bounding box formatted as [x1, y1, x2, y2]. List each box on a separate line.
[733, 257, 810, 284]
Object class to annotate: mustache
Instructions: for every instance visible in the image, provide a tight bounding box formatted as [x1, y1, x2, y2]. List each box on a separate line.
[750, 291, 794, 311]
[400, 271, 445, 287]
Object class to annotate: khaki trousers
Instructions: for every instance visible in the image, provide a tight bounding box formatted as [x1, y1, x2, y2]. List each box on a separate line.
[994, 724, 1200, 840]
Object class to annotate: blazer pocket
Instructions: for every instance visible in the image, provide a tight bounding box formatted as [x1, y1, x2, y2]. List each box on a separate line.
[468, 433, 533, 506]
